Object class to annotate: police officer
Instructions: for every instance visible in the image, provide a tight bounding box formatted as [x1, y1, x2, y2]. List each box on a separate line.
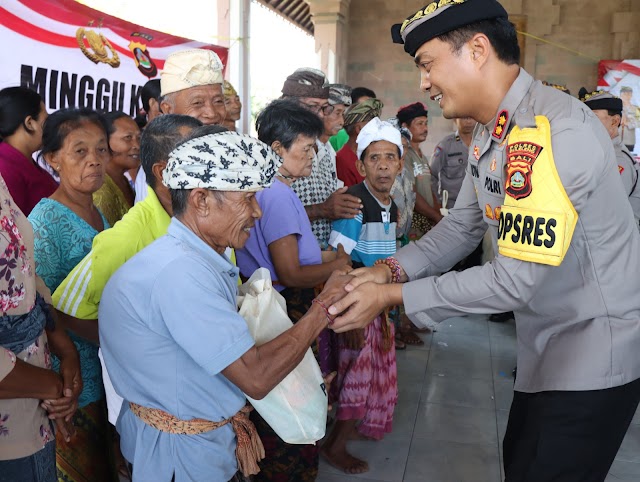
[429, 117, 476, 208]
[326, 1, 640, 480]
[580, 88, 640, 228]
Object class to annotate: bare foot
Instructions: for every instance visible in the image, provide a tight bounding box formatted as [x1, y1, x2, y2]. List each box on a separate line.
[349, 427, 375, 441]
[321, 446, 369, 474]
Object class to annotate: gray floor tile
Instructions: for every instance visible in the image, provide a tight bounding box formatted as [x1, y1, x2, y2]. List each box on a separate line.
[607, 459, 640, 481]
[496, 409, 509, 449]
[434, 315, 489, 337]
[404, 438, 501, 482]
[432, 332, 491, 354]
[319, 435, 411, 481]
[493, 380, 515, 411]
[317, 472, 389, 482]
[392, 385, 421, 437]
[492, 357, 517, 382]
[489, 335, 518, 359]
[615, 423, 640, 463]
[428, 349, 494, 381]
[396, 349, 429, 385]
[413, 402, 499, 446]
[423, 374, 496, 409]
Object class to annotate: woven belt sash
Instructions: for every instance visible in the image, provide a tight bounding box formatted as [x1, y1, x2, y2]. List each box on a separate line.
[129, 402, 265, 476]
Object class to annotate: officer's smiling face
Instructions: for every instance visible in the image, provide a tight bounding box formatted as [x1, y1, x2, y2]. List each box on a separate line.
[414, 37, 479, 120]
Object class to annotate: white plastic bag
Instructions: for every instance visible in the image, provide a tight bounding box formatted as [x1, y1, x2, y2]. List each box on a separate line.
[237, 268, 328, 444]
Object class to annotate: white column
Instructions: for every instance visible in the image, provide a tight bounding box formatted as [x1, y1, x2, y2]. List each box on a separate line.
[307, 0, 351, 83]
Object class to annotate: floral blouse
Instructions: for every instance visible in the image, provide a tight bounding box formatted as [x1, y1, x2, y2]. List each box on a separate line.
[0, 174, 54, 461]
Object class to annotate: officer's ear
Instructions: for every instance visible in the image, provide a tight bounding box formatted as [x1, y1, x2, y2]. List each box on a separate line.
[612, 114, 622, 130]
[468, 33, 490, 68]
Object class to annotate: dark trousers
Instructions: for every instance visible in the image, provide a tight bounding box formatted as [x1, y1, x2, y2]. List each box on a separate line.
[503, 378, 640, 482]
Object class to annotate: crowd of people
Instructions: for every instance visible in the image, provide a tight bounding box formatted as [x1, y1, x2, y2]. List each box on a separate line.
[1, 1, 640, 481]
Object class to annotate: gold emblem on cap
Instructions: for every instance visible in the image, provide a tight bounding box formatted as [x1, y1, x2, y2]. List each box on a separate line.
[401, 0, 467, 34]
[76, 28, 120, 68]
[580, 90, 618, 102]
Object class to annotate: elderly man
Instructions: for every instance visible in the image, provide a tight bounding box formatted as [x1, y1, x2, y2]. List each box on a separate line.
[282, 68, 363, 248]
[336, 98, 384, 187]
[98, 131, 350, 481]
[329, 1, 640, 480]
[319, 84, 352, 186]
[222, 80, 242, 132]
[136, 49, 227, 203]
[53, 115, 203, 425]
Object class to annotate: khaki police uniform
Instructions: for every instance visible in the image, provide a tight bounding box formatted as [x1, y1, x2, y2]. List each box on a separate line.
[395, 69, 640, 394]
[429, 133, 468, 208]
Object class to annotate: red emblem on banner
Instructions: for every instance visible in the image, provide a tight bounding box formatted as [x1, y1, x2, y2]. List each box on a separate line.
[493, 110, 509, 139]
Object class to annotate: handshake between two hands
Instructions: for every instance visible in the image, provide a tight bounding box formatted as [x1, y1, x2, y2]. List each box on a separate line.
[317, 263, 398, 333]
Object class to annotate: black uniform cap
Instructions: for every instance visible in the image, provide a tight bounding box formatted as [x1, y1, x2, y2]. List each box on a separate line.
[579, 87, 623, 115]
[391, 0, 509, 57]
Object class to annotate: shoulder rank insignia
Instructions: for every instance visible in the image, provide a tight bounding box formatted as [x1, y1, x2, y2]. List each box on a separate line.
[492, 110, 509, 139]
[505, 141, 544, 200]
[494, 206, 501, 220]
[485, 204, 494, 220]
[473, 145, 480, 160]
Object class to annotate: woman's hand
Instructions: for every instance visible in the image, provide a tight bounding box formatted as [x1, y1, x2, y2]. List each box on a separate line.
[54, 417, 76, 444]
[333, 244, 352, 270]
[42, 348, 82, 422]
[316, 269, 355, 308]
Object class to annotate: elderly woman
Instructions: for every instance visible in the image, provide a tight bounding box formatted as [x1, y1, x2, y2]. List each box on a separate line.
[0, 87, 57, 215]
[28, 109, 113, 482]
[0, 171, 81, 480]
[92, 111, 140, 226]
[98, 131, 352, 482]
[236, 99, 351, 481]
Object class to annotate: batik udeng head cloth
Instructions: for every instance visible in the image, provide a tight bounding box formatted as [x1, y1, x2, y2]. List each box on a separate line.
[328, 84, 353, 106]
[281, 68, 330, 99]
[356, 117, 403, 159]
[163, 131, 282, 192]
[223, 80, 238, 98]
[343, 99, 384, 128]
[161, 49, 224, 97]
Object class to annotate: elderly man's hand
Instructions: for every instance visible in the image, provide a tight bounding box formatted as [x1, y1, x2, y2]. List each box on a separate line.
[328, 282, 404, 333]
[316, 269, 355, 308]
[322, 187, 363, 220]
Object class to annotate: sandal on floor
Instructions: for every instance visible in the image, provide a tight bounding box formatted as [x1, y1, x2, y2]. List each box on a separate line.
[401, 314, 430, 333]
[397, 329, 425, 346]
[394, 334, 407, 350]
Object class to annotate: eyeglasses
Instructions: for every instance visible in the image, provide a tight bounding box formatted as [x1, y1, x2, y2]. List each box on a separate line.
[301, 102, 334, 116]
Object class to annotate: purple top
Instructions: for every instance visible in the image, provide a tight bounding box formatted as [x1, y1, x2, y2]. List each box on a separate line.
[0, 143, 58, 215]
[236, 178, 322, 292]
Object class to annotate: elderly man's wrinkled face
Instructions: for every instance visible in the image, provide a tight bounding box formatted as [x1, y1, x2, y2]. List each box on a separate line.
[224, 94, 242, 122]
[357, 140, 401, 199]
[323, 104, 346, 137]
[164, 84, 227, 125]
[207, 191, 262, 250]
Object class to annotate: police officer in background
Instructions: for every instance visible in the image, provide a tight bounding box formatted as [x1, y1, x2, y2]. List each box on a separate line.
[580, 88, 640, 228]
[326, 1, 640, 480]
[430, 117, 476, 208]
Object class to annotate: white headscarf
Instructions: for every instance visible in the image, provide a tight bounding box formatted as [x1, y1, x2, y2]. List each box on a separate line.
[356, 117, 404, 159]
[160, 49, 224, 96]
[163, 132, 282, 192]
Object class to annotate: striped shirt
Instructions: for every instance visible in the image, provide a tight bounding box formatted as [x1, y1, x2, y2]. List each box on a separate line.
[329, 182, 397, 267]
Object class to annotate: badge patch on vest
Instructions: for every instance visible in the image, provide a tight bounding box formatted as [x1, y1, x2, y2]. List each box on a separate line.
[505, 142, 544, 200]
[473, 146, 480, 160]
[493, 110, 509, 139]
[490, 158, 497, 171]
[498, 115, 578, 267]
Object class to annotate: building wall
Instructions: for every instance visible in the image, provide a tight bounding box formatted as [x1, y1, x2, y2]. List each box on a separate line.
[344, 0, 640, 156]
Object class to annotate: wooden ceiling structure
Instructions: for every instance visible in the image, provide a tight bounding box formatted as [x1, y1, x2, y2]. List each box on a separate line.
[255, 0, 313, 35]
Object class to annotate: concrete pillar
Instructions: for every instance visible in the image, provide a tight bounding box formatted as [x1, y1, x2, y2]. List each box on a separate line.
[307, 0, 351, 83]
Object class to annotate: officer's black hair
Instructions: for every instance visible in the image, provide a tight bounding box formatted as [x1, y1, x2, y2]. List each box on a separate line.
[437, 17, 520, 66]
[255, 98, 323, 150]
[141, 79, 161, 113]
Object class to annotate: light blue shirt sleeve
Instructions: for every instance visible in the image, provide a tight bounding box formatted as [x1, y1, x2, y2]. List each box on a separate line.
[329, 214, 363, 255]
[152, 257, 255, 375]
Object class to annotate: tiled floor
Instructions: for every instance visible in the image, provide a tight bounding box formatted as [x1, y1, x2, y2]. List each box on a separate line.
[316, 314, 640, 482]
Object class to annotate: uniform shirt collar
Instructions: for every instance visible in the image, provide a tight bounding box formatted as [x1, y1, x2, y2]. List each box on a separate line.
[167, 217, 238, 278]
[483, 68, 534, 145]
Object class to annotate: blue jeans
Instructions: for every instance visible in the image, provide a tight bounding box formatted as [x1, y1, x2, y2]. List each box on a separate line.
[0, 441, 56, 482]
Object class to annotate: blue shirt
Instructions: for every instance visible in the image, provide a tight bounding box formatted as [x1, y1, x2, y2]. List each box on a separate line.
[329, 182, 398, 267]
[236, 179, 322, 291]
[99, 218, 254, 482]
